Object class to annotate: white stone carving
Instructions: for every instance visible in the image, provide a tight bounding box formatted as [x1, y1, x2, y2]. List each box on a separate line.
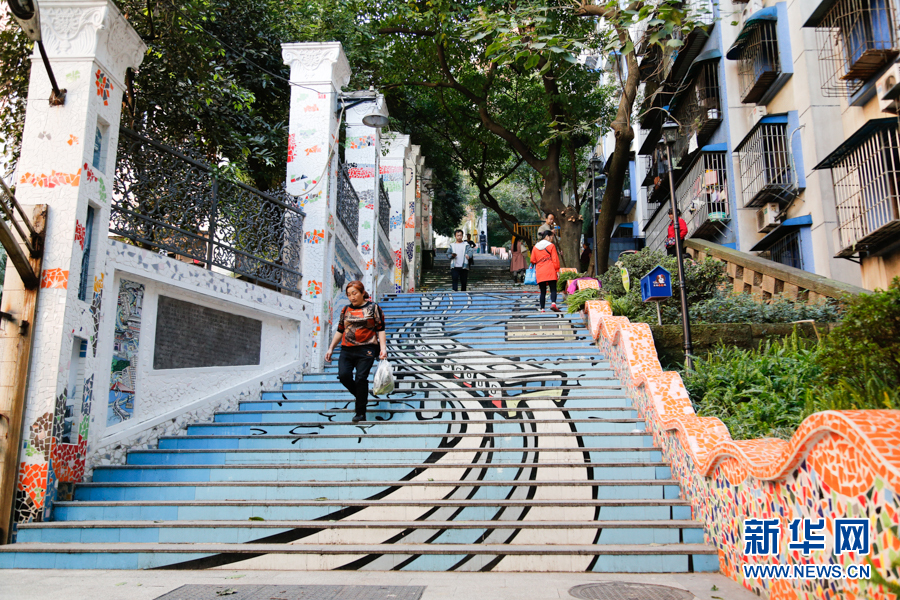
[36, 1, 146, 82]
[282, 42, 351, 88]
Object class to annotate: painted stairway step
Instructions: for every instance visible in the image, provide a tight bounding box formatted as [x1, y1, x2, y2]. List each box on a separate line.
[16, 522, 704, 547]
[248, 396, 634, 407]
[212, 408, 638, 423]
[232, 406, 635, 415]
[72, 479, 681, 502]
[184, 421, 646, 437]
[18, 519, 703, 530]
[158, 432, 655, 450]
[123, 448, 662, 466]
[51, 499, 694, 523]
[90, 462, 673, 484]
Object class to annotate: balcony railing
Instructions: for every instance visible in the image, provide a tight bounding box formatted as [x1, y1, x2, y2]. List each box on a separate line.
[830, 123, 900, 257]
[810, 0, 899, 97]
[735, 21, 781, 104]
[677, 152, 730, 238]
[672, 61, 723, 147]
[737, 121, 796, 207]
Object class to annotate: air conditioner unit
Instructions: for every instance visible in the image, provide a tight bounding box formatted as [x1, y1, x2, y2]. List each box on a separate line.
[740, 0, 764, 27]
[756, 203, 780, 233]
[748, 105, 767, 129]
[877, 63, 900, 114]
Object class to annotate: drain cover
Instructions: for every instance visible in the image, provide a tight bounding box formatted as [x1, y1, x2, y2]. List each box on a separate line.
[568, 582, 695, 600]
[153, 585, 426, 600]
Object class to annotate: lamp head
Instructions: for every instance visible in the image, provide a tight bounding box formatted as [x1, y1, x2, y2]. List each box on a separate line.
[8, 0, 42, 42]
[661, 117, 679, 145]
[362, 111, 389, 128]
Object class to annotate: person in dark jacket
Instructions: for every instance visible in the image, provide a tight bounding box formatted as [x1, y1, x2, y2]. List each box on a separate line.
[324, 281, 387, 422]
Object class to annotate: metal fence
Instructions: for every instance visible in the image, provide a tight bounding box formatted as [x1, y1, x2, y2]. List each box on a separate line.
[736, 122, 795, 207]
[336, 164, 359, 242]
[677, 152, 730, 239]
[111, 128, 305, 295]
[831, 124, 900, 256]
[378, 179, 391, 236]
[736, 22, 781, 104]
[813, 0, 899, 97]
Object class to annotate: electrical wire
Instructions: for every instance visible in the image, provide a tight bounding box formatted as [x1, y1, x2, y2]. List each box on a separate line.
[169, 6, 359, 199]
[173, 5, 335, 97]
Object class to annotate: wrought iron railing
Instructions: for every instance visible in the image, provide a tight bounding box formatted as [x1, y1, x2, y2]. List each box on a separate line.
[812, 0, 899, 97]
[736, 122, 795, 207]
[830, 124, 900, 257]
[378, 178, 390, 236]
[111, 128, 305, 295]
[736, 21, 781, 104]
[337, 164, 359, 242]
[672, 61, 722, 147]
[677, 152, 729, 239]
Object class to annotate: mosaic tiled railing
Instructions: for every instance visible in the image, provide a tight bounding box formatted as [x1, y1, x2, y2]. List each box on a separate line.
[584, 299, 900, 600]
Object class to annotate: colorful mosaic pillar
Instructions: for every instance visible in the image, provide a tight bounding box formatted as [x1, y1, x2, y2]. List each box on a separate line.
[282, 42, 351, 367]
[381, 133, 410, 295]
[403, 145, 421, 292]
[12, 0, 145, 525]
[421, 167, 433, 262]
[344, 95, 387, 293]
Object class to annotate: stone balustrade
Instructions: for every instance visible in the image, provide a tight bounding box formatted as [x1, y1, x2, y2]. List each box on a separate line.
[684, 239, 868, 303]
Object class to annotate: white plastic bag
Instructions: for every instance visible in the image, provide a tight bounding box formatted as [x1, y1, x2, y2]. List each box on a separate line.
[372, 359, 394, 396]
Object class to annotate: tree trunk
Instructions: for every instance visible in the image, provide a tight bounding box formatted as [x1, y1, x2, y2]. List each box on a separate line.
[595, 128, 633, 274]
[538, 164, 581, 269]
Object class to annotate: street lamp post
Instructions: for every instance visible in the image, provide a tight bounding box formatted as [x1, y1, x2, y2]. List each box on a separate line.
[661, 118, 694, 370]
[590, 156, 604, 276]
[7, 0, 66, 105]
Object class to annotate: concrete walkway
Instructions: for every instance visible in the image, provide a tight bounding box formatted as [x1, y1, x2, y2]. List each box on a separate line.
[0, 568, 760, 600]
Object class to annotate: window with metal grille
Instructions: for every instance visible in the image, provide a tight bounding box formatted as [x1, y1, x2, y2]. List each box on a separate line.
[672, 61, 722, 147]
[644, 209, 670, 252]
[810, 0, 898, 97]
[677, 152, 729, 238]
[736, 21, 781, 103]
[830, 125, 900, 256]
[762, 229, 804, 270]
[737, 122, 795, 207]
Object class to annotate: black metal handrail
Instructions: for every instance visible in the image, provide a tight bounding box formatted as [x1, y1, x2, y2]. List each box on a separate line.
[112, 128, 305, 295]
[337, 164, 359, 242]
[378, 178, 390, 236]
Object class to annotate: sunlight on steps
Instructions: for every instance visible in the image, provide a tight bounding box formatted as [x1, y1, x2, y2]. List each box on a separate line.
[0, 292, 718, 572]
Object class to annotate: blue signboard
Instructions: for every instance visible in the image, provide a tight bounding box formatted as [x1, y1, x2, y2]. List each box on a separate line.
[640, 266, 672, 302]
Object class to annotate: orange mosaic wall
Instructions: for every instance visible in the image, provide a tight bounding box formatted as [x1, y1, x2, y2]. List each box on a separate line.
[584, 299, 900, 599]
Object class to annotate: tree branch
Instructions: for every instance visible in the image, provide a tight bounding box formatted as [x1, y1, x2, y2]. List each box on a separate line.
[376, 27, 436, 36]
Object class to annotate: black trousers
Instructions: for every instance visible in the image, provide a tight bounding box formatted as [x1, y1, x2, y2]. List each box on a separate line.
[538, 281, 557, 309]
[338, 345, 377, 415]
[666, 244, 678, 257]
[451, 267, 469, 291]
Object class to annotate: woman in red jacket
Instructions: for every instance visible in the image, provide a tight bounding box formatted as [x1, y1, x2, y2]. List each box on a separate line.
[665, 208, 688, 257]
[531, 229, 561, 312]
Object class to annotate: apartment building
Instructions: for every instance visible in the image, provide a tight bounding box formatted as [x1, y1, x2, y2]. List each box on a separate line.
[633, 0, 900, 290]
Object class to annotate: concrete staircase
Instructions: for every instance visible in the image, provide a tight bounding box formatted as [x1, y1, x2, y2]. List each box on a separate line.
[422, 252, 520, 292]
[0, 292, 718, 572]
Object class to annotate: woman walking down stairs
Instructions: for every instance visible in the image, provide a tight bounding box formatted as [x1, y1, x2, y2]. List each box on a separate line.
[0, 292, 717, 572]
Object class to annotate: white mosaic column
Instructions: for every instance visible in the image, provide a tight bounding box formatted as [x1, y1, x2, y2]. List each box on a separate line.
[381, 133, 410, 294]
[12, 0, 145, 523]
[282, 42, 351, 366]
[344, 94, 387, 292]
[403, 145, 422, 292]
[422, 167, 434, 257]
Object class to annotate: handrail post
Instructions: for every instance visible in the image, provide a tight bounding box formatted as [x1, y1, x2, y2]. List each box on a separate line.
[207, 177, 218, 270]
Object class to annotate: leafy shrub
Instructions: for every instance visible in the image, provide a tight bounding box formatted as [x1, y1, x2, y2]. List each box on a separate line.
[565, 288, 600, 313]
[598, 248, 727, 325]
[605, 294, 641, 320]
[683, 331, 821, 440]
[691, 292, 843, 324]
[814, 277, 900, 392]
[805, 366, 899, 414]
